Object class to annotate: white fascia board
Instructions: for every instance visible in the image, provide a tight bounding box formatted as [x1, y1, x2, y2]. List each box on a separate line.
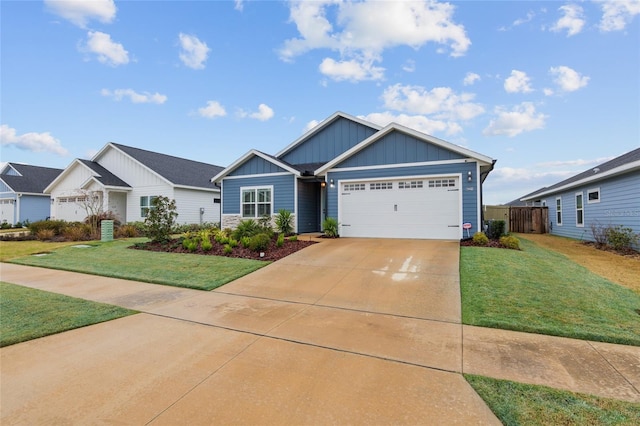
[522, 160, 640, 201]
[174, 184, 219, 193]
[315, 123, 494, 176]
[275, 111, 382, 158]
[44, 159, 94, 194]
[211, 150, 300, 182]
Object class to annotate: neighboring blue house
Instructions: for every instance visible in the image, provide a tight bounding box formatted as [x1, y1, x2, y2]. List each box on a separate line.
[521, 147, 640, 243]
[0, 163, 63, 226]
[212, 112, 496, 239]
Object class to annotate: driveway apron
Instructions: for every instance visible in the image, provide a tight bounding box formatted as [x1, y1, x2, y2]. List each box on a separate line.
[0, 239, 501, 424]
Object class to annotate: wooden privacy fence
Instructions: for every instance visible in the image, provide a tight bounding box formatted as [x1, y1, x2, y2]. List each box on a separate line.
[509, 207, 549, 234]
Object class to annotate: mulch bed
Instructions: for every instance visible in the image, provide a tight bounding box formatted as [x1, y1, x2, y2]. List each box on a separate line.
[460, 239, 515, 249]
[131, 237, 317, 261]
[582, 241, 640, 260]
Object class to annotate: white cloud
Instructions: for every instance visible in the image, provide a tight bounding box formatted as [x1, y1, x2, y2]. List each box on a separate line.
[360, 112, 463, 136]
[238, 104, 275, 121]
[319, 56, 385, 82]
[45, 0, 116, 28]
[543, 88, 555, 96]
[504, 70, 533, 93]
[463, 72, 480, 86]
[549, 66, 589, 92]
[402, 59, 416, 73]
[513, 10, 536, 27]
[178, 33, 210, 70]
[279, 0, 470, 81]
[304, 120, 321, 133]
[536, 157, 612, 168]
[235, 1, 244, 12]
[597, 0, 640, 32]
[81, 31, 129, 66]
[101, 89, 167, 104]
[0, 124, 69, 156]
[198, 101, 227, 119]
[382, 84, 485, 121]
[483, 102, 547, 137]
[550, 4, 585, 36]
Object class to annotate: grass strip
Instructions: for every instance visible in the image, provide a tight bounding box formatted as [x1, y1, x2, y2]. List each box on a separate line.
[465, 374, 640, 426]
[460, 238, 640, 346]
[8, 239, 267, 291]
[0, 240, 78, 262]
[0, 282, 136, 347]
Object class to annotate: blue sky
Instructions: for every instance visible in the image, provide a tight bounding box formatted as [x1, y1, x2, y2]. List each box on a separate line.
[1, 0, 638, 204]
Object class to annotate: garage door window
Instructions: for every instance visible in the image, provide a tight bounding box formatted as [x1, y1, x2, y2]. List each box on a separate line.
[343, 183, 365, 191]
[428, 179, 456, 188]
[370, 182, 393, 190]
[398, 181, 423, 189]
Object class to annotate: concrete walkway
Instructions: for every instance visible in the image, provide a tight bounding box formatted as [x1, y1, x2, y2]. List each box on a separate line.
[1, 238, 639, 425]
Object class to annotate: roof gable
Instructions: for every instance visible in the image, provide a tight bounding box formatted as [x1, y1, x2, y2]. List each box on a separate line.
[100, 143, 224, 190]
[316, 123, 495, 175]
[276, 112, 380, 165]
[522, 147, 640, 201]
[212, 150, 300, 182]
[0, 163, 63, 194]
[77, 160, 131, 188]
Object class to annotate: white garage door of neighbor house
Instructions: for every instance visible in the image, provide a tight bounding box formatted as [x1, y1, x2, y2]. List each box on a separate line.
[339, 177, 461, 239]
[1, 199, 15, 225]
[55, 198, 89, 222]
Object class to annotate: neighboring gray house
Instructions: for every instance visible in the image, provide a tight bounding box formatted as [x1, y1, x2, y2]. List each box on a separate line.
[521, 147, 640, 242]
[45, 143, 224, 225]
[213, 112, 496, 239]
[0, 163, 63, 225]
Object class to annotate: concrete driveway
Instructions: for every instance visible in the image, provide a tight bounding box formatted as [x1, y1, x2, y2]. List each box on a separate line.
[1, 239, 500, 424]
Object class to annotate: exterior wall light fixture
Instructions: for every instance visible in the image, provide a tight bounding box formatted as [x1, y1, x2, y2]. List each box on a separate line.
[467, 171, 472, 182]
[330, 179, 335, 188]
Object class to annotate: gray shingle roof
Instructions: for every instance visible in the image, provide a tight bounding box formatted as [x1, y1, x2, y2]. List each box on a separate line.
[1, 163, 63, 194]
[111, 143, 224, 189]
[523, 147, 640, 200]
[78, 160, 131, 187]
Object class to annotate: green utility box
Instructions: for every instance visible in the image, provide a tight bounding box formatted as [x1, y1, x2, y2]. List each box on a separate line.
[101, 220, 114, 242]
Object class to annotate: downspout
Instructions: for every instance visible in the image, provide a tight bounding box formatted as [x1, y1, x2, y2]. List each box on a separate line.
[16, 193, 21, 225]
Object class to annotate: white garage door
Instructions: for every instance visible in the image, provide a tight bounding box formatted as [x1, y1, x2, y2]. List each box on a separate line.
[1, 199, 15, 225]
[339, 177, 461, 239]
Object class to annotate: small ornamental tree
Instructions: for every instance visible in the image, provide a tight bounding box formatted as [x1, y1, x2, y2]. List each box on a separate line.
[143, 196, 178, 243]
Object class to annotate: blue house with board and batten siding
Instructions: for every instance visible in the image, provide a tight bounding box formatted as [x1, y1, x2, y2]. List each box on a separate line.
[212, 112, 496, 240]
[521, 147, 640, 244]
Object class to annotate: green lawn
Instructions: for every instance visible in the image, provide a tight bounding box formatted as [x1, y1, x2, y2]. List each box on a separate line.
[0, 282, 136, 347]
[8, 238, 267, 291]
[460, 238, 640, 346]
[465, 375, 640, 426]
[0, 239, 78, 262]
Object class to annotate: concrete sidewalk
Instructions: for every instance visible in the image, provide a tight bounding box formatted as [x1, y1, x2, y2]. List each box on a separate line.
[1, 239, 639, 424]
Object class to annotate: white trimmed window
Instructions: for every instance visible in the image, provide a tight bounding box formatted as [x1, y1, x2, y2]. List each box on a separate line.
[576, 192, 584, 227]
[556, 197, 563, 226]
[587, 188, 600, 204]
[140, 196, 158, 217]
[241, 187, 272, 218]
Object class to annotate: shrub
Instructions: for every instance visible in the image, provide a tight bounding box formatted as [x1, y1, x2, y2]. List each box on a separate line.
[228, 238, 238, 248]
[35, 229, 56, 241]
[289, 235, 298, 242]
[223, 244, 233, 255]
[605, 225, 639, 251]
[28, 219, 67, 236]
[499, 235, 521, 250]
[115, 224, 141, 238]
[485, 220, 506, 240]
[274, 209, 294, 236]
[215, 234, 229, 245]
[258, 214, 273, 231]
[201, 238, 213, 251]
[472, 232, 489, 246]
[276, 233, 285, 248]
[13, 221, 23, 228]
[249, 233, 271, 252]
[590, 221, 609, 246]
[62, 224, 91, 241]
[322, 217, 339, 238]
[240, 236, 251, 248]
[1, 222, 11, 229]
[232, 219, 260, 240]
[143, 196, 178, 243]
[85, 212, 120, 231]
